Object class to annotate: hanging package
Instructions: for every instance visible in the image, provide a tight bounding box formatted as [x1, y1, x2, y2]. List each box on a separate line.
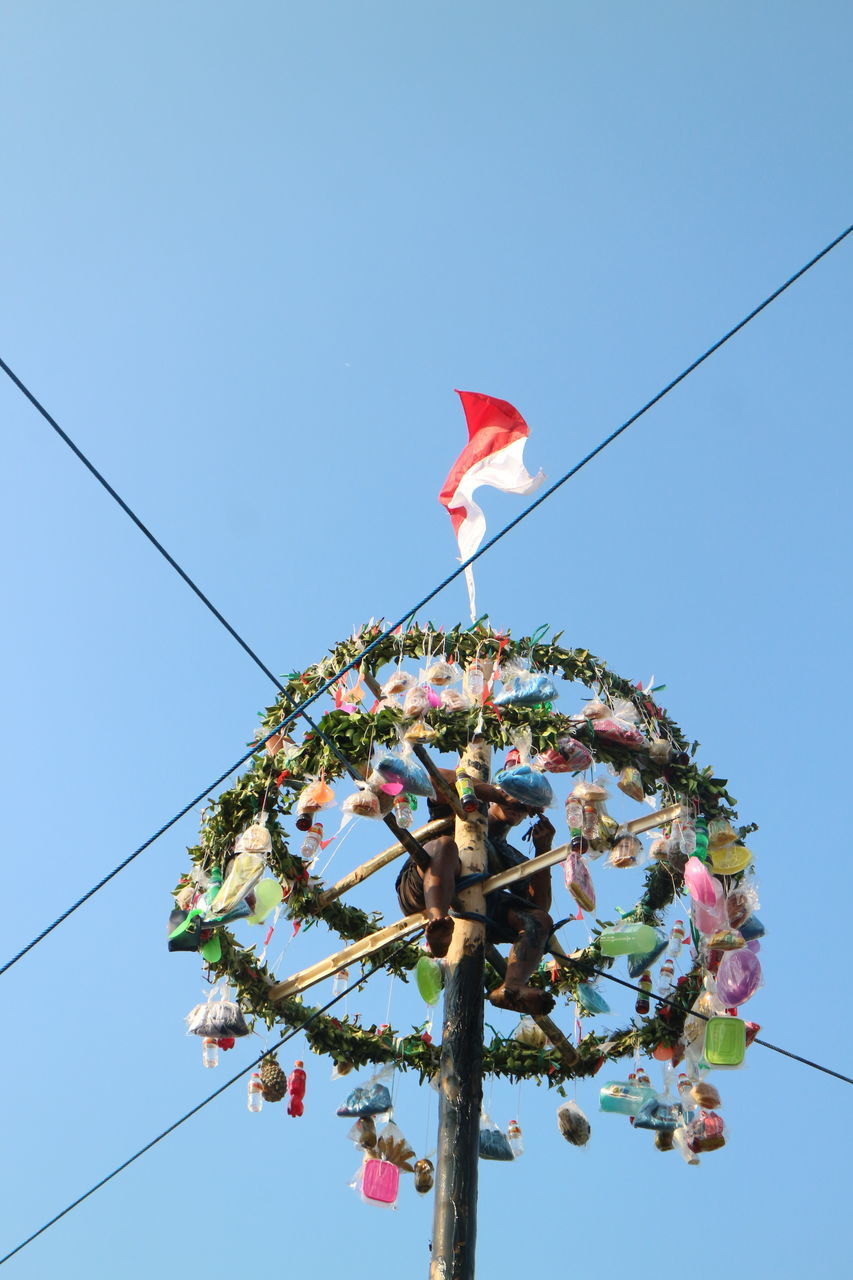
[337, 1069, 393, 1119]
[478, 1113, 514, 1161]
[556, 1100, 591, 1147]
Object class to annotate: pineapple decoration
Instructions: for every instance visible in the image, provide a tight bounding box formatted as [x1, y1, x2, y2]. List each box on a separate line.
[259, 1051, 288, 1103]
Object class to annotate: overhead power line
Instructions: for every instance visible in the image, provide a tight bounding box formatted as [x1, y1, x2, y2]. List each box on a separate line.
[1, 221, 850, 979]
[0, 939, 418, 1269]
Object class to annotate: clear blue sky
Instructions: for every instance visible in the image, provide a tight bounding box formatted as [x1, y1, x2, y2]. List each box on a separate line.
[1, 2, 850, 1276]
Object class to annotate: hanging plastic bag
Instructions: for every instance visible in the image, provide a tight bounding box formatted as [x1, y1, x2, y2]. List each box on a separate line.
[376, 1120, 416, 1171]
[440, 686, 471, 711]
[425, 658, 455, 687]
[556, 1100, 591, 1146]
[554, 735, 594, 774]
[381, 669, 415, 697]
[208, 852, 265, 916]
[617, 765, 644, 802]
[606, 831, 643, 869]
[403, 684, 432, 718]
[337, 1067, 394, 1119]
[715, 949, 762, 1006]
[685, 1109, 726, 1153]
[511, 1014, 548, 1049]
[373, 745, 435, 799]
[576, 982, 610, 1015]
[564, 851, 595, 912]
[633, 1095, 683, 1132]
[347, 1116, 378, 1151]
[413, 1157, 435, 1193]
[691, 876, 727, 936]
[234, 815, 273, 856]
[186, 988, 250, 1039]
[599, 1080, 656, 1116]
[574, 697, 647, 748]
[478, 1112, 514, 1161]
[684, 856, 718, 906]
[343, 784, 382, 819]
[493, 764, 553, 810]
[493, 660, 558, 708]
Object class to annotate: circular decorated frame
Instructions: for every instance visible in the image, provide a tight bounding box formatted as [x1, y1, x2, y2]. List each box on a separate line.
[175, 620, 756, 1089]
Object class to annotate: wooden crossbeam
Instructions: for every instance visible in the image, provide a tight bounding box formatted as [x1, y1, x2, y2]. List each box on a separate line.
[273, 804, 684, 1003]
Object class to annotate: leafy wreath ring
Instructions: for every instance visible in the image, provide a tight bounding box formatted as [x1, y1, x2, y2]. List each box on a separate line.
[175, 621, 753, 1088]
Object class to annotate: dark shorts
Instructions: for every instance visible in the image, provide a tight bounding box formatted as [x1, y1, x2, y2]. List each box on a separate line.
[394, 858, 536, 944]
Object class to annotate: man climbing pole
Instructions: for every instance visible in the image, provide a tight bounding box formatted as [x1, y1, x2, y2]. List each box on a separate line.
[394, 771, 556, 1015]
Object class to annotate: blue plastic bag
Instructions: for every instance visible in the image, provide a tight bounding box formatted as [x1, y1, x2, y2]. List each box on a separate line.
[493, 764, 553, 810]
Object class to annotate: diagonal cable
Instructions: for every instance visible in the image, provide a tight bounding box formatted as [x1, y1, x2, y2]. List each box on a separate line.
[0, 938, 418, 1268]
[1, 221, 850, 977]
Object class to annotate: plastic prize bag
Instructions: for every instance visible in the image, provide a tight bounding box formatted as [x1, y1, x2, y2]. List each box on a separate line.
[478, 1112, 514, 1161]
[686, 1109, 726, 1153]
[425, 659, 455, 687]
[438, 686, 468, 712]
[373, 744, 435, 798]
[493, 660, 558, 708]
[337, 1066, 394, 1119]
[633, 1095, 683, 1132]
[381, 669, 415, 697]
[564, 850, 595, 912]
[555, 734, 594, 773]
[574, 697, 647, 749]
[556, 1100, 591, 1147]
[208, 852, 266, 916]
[511, 1014, 548, 1049]
[576, 982, 610, 1015]
[617, 765, 644, 802]
[342, 784, 382, 819]
[626, 928, 668, 978]
[186, 986, 250, 1039]
[234, 815, 273, 856]
[403, 684, 432, 718]
[606, 831, 644, 869]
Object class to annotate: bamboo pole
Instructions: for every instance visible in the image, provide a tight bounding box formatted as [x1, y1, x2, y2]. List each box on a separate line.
[316, 817, 452, 907]
[431, 740, 490, 1280]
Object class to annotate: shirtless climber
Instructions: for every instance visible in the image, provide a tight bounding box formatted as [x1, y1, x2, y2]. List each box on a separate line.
[394, 775, 556, 1016]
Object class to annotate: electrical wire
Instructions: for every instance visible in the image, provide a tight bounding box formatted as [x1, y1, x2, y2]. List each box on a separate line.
[591, 967, 853, 1086]
[1, 221, 850, 978]
[0, 936, 420, 1268]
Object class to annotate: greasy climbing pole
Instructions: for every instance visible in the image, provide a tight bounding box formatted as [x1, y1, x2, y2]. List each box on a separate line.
[431, 740, 490, 1280]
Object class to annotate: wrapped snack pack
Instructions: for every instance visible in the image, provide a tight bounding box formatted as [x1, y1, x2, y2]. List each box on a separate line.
[337, 1070, 393, 1119]
[564, 851, 595, 912]
[479, 1113, 514, 1161]
[373, 746, 436, 799]
[557, 1100, 591, 1147]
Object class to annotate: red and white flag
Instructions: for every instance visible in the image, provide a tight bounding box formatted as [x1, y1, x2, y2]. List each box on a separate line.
[439, 390, 544, 620]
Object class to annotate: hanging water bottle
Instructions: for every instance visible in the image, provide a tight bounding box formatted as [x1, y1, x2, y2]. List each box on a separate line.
[666, 920, 685, 959]
[464, 659, 485, 702]
[202, 1037, 219, 1069]
[393, 794, 413, 830]
[332, 968, 350, 998]
[300, 823, 323, 863]
[507, 1119, 524, 1158]
[247, 1072, 264, 1112]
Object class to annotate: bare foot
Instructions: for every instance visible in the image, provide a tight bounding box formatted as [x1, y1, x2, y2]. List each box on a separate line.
[488, 984, 555, 1016]
[425, 915, 454, 958]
